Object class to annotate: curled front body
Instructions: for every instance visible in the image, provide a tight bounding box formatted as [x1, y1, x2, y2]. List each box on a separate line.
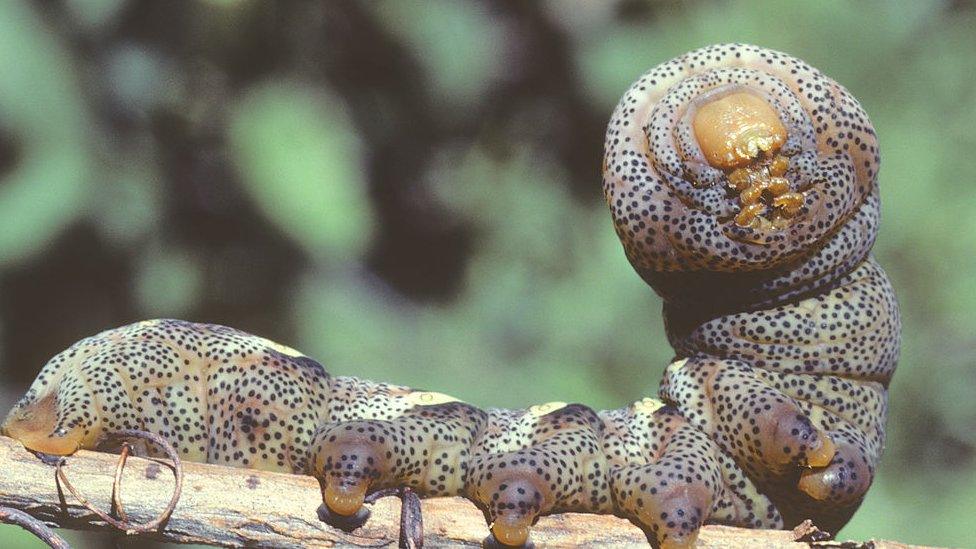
[602, 43, 899, 531]
[3, 44, 898, 548]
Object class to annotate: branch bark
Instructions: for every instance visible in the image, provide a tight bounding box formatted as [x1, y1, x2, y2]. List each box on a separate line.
[0, 435, 935, 548]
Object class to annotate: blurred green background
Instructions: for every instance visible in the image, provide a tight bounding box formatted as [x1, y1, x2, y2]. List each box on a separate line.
[0, 0, 973, 547]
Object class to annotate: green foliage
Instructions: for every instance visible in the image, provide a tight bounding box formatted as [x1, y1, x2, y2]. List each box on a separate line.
[134, 243, 204, 317]
[0, 2, 91, 267]
[228, 81, 374, 261]
[373, 0, 506, 107]
[0, 1, 973, 546]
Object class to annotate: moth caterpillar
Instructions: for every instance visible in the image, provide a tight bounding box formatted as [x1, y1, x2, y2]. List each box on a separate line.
[3, 44, 898, 548]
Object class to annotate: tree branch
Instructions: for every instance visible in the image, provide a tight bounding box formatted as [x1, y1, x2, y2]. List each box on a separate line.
[0, 435, 933, 548]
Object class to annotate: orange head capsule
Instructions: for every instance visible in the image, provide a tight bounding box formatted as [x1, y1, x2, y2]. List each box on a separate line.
[693, 92, 787, 170]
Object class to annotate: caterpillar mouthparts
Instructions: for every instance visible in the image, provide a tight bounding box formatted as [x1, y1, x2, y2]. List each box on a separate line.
[692, 91, 787, 170]
[692, 90, 803, 230]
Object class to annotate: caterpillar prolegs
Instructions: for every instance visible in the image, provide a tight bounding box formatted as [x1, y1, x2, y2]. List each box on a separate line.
[1, 44, 898, 548]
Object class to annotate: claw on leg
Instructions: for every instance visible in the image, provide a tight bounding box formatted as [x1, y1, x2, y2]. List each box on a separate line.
[484, 476, 544, 546]
[466, 404, 611, 547]
[804, 434, 835, 469]
[798, 427, 873, 505]
[743, 371, 882, 508]
[664, 357, 882, 532]
[768, 408, 836, 469]
[663, 358, 837, 474]
[490, 522, 531, 548]
[466, 450, 555, 547]
[610, 417, 720, 549]
[309, 401, 484, 540]
[622, 470, 708, 549]
[310, 423, 389, 523]
[324, 481, 369, 517]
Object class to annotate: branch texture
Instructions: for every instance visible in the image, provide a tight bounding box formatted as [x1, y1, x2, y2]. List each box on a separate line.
[0, 436, 935, 548]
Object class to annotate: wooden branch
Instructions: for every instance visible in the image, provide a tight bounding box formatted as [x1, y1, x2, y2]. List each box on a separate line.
[0, 436, 934, 548]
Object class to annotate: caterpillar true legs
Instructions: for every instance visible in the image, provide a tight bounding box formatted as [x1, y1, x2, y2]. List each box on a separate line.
[2, 44, 898, 548]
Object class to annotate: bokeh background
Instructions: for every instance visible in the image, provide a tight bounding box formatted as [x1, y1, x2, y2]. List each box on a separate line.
[0, 1, 973, 547]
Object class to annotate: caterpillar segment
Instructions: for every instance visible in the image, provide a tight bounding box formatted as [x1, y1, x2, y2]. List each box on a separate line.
[3, 44, 898, 548]
[310, 398, 485, 522]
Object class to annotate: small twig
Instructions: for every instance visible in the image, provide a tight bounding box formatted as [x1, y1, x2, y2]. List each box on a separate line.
[363, 486, 424, 548]
[0, 506, 71, 548]
[56, 429, 182, 534]
[111, 442, 131, 522]
[397, 487, 423, 549]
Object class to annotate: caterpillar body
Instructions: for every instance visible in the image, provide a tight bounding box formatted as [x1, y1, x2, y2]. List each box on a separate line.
[2, 44, 898, 549]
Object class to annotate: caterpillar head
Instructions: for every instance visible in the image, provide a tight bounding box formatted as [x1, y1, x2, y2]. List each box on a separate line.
[1, 350, 103, 455]
[603, 43, 879, 277]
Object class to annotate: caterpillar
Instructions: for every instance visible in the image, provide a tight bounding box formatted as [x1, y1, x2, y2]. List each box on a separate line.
[1, 44, 898, 549]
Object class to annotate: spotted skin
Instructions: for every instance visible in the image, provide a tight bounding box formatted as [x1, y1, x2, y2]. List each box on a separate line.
[2, 44, 898, 548]
[602, 43, 898, 538]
